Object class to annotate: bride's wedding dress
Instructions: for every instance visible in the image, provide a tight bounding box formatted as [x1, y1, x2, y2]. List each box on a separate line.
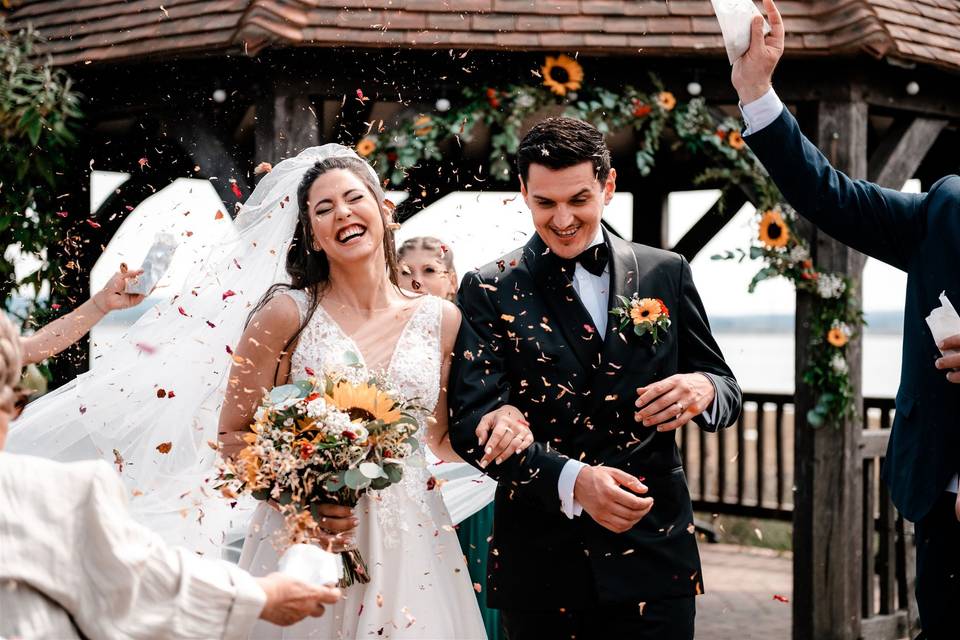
[239, 291, 486, 639]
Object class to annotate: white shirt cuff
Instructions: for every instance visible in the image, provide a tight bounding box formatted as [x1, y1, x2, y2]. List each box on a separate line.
[740, 87, 784, 136]
[947, 473, 959, 494]
[558, 459, 586, 519]
[222, 565, 268, 639]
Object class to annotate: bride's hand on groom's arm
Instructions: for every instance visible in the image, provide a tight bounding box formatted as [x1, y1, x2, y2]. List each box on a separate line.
[574, 466, 654, 533]
[475, 404, 535, 468]
[634, 373, 717, 432]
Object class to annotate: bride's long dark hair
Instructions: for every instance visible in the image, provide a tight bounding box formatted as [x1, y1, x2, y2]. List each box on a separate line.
[248, 156, 403, 375]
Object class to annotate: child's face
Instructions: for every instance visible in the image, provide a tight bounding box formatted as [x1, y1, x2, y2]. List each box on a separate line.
[399, 248, 457, 299]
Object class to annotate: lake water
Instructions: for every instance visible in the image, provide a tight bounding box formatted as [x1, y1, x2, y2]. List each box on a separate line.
[714, 331, 903, 398]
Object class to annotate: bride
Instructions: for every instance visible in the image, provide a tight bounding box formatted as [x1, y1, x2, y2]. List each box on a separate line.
[7, 144, 531, 638]
[219, 149, 525, 638]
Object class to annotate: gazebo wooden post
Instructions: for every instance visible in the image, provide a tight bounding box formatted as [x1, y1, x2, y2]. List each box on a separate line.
[792, 98, 868, 640]
[255, 84, 320, 165]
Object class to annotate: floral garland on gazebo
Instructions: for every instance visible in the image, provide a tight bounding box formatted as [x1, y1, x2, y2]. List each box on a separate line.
[361, 55, 862, 427]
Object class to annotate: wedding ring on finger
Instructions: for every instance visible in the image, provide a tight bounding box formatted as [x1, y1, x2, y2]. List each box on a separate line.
[676, 402, 686, 418]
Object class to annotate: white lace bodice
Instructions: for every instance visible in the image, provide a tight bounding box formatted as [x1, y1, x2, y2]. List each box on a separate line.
[283, 290, 443, 410]
[281, 289, 444, 546]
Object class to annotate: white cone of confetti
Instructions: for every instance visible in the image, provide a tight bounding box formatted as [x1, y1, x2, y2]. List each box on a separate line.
[124, 232, 178, 295]
[926, 291, 960, 356]
[711, 0, 772, 64]
[278, 543, 341, 587]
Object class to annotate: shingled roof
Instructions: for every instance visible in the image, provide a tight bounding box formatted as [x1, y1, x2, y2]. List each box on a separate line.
[4, 0, 960, 71]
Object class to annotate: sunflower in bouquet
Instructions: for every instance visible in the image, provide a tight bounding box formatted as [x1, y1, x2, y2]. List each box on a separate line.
[218, 359, 422, 587]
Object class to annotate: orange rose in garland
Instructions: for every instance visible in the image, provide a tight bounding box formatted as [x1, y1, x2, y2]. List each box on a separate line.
[355, 138, 376, 157]
[611, 294, 672, 347]
[656, 91, 677, 111]
[727, 130, 745, 150]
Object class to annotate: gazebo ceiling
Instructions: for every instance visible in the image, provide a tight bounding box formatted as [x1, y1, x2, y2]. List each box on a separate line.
[3, 0, 960, 71]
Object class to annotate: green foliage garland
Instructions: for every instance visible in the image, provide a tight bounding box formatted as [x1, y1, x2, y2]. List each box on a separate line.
[361, 62, 862, 427]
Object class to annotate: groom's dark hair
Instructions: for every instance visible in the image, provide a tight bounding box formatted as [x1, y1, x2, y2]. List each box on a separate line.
[516, 117, 611, 184]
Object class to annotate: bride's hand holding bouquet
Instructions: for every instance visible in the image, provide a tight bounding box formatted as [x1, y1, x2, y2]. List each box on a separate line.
[218, 358, 423, 586]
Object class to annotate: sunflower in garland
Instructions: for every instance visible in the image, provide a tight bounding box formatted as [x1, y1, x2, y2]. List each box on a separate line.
[759, 209, 790, 249]
[541, 55, 583, 96]
[327, 381, 402, 424]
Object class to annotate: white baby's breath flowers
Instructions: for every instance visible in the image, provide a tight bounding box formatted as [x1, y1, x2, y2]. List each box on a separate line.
[788, 245, 810, 263]
[831, 353, 849, 374]
[816, 273, 846, 299]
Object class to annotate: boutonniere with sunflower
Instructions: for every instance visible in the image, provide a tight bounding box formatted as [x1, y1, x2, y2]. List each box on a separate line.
[610, 294, 671, 346]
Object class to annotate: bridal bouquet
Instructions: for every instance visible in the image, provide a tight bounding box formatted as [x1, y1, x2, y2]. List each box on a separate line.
[218, 360, 422, 586]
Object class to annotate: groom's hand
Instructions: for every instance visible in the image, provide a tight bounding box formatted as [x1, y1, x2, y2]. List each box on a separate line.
[635, 373, 716, 432]
[574, 466, 654, 533]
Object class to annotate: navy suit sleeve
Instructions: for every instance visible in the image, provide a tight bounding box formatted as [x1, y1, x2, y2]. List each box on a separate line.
[448, 271, 571, 512]
[675, 256, 742, 432]
[744, 108, 926, 271]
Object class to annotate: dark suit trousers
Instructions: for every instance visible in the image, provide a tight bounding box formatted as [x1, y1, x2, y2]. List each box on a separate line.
[915, 493, 960, 639]
[501, 598, 695, 640]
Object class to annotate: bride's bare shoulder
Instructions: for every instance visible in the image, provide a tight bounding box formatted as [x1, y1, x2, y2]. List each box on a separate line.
[437, 298, 461, 341]
[246, 291, 302, 341]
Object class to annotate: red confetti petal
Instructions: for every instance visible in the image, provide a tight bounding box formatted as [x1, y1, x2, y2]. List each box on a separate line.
[56, 211, 68, 218]
[156, 442, 173, 454]
[206, 320, 216, 328]
[85, 219, 101, 229]
[773, 594, 789, 603]
[305, 366, 316, 376]
[178, 306, 190, 317]
[214, 210, 225, 220]
[230, 182, 243, 199]
[51, 303, 61, 311]
[584, 324, 595, 334]
[167, 390, 176, 398]
[222, 290, 236, 301]
[138, 157, 149, 169]
[225, 344, 234, 355]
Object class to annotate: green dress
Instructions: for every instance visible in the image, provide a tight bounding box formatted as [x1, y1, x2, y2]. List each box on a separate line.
[457, 502, 503, 640]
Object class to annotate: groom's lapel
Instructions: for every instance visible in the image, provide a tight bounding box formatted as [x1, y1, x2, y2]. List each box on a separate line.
[524, 234, 602, 374]
[599, 231, 641, 370]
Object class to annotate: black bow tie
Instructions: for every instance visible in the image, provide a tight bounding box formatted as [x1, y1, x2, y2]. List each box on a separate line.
[554, 243, 609, 277]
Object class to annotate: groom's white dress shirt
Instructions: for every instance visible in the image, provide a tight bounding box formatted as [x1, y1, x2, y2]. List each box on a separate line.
[740, 88, 960, 495]
[0, 452, 266, 639]
[556, 227, 719, 518]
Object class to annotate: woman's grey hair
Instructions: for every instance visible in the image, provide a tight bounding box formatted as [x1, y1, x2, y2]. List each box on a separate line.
[0, 313, 22, 407]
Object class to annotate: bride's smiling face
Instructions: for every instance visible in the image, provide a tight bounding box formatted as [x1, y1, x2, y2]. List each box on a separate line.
[304, 168, 386, 266]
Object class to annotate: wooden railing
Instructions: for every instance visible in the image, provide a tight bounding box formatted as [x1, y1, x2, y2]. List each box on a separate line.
[682, 393, 918, 639]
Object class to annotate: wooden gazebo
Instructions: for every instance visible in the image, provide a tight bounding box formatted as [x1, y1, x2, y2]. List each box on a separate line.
[5, 2, 960, 638]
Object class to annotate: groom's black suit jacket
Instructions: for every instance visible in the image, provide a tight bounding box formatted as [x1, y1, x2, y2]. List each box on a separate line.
[745, 108, 960, 523]
[449, 231, 741, 609]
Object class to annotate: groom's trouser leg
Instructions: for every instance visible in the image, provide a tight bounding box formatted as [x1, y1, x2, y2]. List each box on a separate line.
[501, 598, 694, 640]
[500, 609, 582, 640]
[914, 492, 960, 640]
[593, 599, 695, 640]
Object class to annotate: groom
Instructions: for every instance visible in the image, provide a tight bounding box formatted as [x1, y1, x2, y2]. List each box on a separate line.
[449, 117, 741, 638]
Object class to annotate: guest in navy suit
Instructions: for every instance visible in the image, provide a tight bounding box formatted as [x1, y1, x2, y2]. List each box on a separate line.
[732, 2, 960, 637]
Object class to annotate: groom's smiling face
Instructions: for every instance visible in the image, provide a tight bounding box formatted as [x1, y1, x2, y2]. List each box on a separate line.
[521, 161, 616, 259]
